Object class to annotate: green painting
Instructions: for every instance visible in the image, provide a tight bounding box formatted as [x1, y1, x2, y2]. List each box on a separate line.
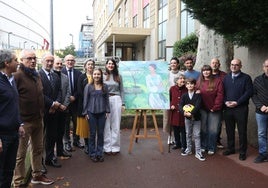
[119, 61, 170, 109]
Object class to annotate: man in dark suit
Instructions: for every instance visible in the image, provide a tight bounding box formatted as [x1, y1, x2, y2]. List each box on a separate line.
[62, 54, 82, 151]
[53, 57, 72, 159]
[39, 53, 62, 168]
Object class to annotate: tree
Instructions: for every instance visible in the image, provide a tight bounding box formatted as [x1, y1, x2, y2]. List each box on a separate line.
[173, 33, 198, 58]
[55, 44, 76, 58]
[182, 0, 268, 47]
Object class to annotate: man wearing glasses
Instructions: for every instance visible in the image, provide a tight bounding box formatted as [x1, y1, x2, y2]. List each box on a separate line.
[62, 55, 82, 152]
[13, 50, 54, 186]
[222, 58, 253, 161]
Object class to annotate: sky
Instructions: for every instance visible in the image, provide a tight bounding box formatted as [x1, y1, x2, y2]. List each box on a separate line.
[24, 0, 93, 49]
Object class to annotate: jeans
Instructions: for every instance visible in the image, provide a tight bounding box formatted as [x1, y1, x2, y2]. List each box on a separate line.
[0, 133, 19, 188]
[88, 112, 106, 157]
[256, 113, 268, 156]
[201, 110, 221, 152]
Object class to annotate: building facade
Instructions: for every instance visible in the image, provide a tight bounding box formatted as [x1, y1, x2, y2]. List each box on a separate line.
[0, 0, 49, 50]
[92, 0, 196, 61]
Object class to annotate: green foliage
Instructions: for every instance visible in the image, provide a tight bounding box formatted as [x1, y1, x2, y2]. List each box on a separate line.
[182, 0, 268, 46]
[173, 33, 198, 58]
[55, 44, 76, 58]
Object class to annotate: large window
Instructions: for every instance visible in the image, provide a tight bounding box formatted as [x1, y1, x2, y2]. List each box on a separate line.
[143, 4, 150, 28]
[124, 0, 128, 27]
[180, 2, 194, 39]
[158, 0, 167, 59]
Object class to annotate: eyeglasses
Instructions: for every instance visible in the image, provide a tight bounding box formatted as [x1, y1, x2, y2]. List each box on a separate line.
[23, 57, 37, 61]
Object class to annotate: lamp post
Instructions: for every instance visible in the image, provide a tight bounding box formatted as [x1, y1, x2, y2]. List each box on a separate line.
[8, 32, 13, 49]
[69, 33, 73, 45]
[23, 41, 27, 49]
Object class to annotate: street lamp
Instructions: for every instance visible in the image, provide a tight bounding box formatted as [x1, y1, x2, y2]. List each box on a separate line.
[23, 41, 27, 49]
[8, 32, 13, 49]
[69, 33, 73, 45]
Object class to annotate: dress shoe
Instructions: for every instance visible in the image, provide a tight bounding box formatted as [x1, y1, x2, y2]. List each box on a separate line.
[239, 153, 247, 161]
[223, 150, 235, 156]
[73, 141, 84, 149]
[172, 145, 181, 150]
[45, 159, 62, 168]
[58, 151, 71, 160]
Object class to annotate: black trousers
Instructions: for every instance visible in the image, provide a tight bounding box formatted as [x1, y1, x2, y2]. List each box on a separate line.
[173, 126, 186, 149]
[224, 105, 248, 154]
[0, 133, 19, 188]
[44, 112, 60, 161]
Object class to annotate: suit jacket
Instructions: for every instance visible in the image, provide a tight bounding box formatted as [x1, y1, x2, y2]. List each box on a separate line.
[62, 67, 82, 111]
[39, 69, 62, 113]
[60, 72, 71, 107]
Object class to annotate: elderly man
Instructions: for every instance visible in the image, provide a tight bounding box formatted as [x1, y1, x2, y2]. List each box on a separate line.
[62, 54, 82, 151]
[39, 53, 62, 168]
[13, 49, 54, 186]
[252, 59, 268, 163]
[0, 50, 25, 188]
[223, 58, 253, 161]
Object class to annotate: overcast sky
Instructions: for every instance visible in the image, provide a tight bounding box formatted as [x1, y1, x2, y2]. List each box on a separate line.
[25, 0, 93, 49]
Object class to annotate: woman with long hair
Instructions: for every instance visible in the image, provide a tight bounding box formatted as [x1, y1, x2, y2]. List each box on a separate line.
[197, 65, 224, 155]
[83, 68, 110, 162]
[103, 59, 125, 155]
[76, 59, 95, 154]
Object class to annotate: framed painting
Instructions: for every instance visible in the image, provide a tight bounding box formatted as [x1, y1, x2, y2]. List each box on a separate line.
[119, 61, 170, 109]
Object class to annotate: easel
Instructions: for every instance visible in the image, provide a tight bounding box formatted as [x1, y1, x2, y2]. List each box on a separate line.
[128, 109, 163, 153]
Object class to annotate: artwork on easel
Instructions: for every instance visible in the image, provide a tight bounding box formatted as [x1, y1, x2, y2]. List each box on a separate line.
[119, 61, 170, 109]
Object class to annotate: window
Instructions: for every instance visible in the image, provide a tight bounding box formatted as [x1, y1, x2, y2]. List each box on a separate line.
[158, 0, 167, 59]
[143, 4, 150, 28]
[124, 0, 128, 27]
[180, 2, 194, 39]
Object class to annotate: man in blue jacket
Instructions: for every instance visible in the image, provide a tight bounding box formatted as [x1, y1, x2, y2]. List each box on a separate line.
[223, 58, 253, 161]
[0, 50, 25, 188]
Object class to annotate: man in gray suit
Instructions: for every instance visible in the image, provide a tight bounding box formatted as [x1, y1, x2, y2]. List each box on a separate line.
[53, 57, 72, 159]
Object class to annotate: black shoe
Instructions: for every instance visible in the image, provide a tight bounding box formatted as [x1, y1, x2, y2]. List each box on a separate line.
[172, 145, 181, 150]
[45, 159, 62, 168]
[223, 150, 235, 156]
[90, 156, 98, 162]
[239, 153, 247, 161]
[254, 154, 268, 163]
[73, 141, 84, 149]
[97, 156, 104, 162]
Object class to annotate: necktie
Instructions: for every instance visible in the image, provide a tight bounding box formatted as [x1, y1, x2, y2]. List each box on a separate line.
[68, 69, 74, 94]
[48, 72, 54, 88]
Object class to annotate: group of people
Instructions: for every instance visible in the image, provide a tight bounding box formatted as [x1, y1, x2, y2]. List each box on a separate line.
[0, 49, 125, 188]
[168, 56, 268, 163]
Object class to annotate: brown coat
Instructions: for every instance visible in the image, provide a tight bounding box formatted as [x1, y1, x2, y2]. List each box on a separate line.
[14, 64, 44, 121]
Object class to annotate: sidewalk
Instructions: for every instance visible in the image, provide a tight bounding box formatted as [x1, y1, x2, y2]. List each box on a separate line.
[30, 128, 268, 188]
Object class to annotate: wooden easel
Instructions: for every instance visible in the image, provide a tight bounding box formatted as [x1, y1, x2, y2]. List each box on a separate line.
[128, 109, 163, 153]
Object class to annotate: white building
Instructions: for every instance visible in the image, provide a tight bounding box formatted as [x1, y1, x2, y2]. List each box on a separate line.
[0, 0, 49, 50]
